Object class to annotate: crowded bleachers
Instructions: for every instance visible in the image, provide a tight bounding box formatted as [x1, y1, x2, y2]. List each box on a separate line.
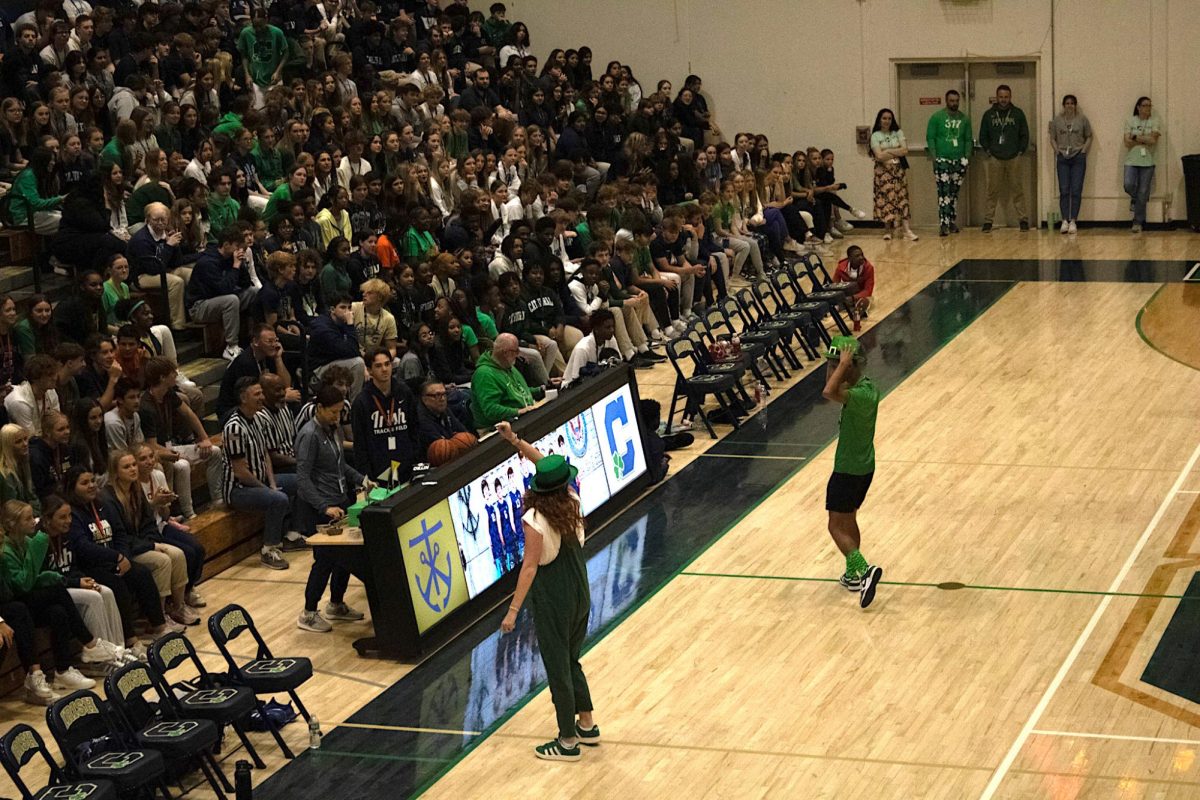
[0, 0, 865, 717]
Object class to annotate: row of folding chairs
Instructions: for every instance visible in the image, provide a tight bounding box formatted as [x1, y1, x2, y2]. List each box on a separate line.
[0, 604, 313, 800]
[664, 255, 859, 437]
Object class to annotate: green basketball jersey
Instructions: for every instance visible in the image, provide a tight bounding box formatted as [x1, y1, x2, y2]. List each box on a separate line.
[833, 376, 879, 475]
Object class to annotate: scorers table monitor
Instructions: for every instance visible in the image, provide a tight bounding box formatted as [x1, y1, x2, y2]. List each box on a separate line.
[358, 365, 652, 659]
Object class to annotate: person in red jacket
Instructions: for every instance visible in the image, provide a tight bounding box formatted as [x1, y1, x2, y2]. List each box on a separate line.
[834, 245, 875, 328]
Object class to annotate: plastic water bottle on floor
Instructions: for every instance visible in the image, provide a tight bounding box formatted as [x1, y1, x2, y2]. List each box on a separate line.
[308, 716, 322, 750]
[757, 382, 769, 429]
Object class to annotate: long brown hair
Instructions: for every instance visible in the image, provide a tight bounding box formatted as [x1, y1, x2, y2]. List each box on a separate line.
[522, 486, 582, 549]
[106, 449, 143, 523]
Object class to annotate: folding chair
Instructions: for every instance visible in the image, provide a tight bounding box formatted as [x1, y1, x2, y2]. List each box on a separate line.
[769, 269, 838, 345]
[700, 305, 785, 385]
[801, 253, 859, 301]
[45, 691, 167, 800]
[1, 723, 118, 800]
[784, 260, 853, 335]
[744, 282, 818, 362]
[208, 605, 313, 760]
[105, 662, 230, 799]
[149, 632, 265, 769]
[721, 295, 802, 372]
[664, 336, 742, 439]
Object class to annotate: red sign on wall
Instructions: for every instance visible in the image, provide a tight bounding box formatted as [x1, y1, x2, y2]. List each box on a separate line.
[919, 97, 942, 105]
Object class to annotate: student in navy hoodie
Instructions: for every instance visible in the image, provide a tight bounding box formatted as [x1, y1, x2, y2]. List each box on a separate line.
[350, 347, 419, 485]
[306, 293, 366, 401]
[184, 227, 259, 361]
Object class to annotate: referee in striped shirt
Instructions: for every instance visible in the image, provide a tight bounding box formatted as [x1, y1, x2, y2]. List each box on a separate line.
[222, 377, 301, 570]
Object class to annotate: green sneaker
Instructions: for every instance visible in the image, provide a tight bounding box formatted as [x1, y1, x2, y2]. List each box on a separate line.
[534, 739, 581, 762]
[575, 723, 601, 747]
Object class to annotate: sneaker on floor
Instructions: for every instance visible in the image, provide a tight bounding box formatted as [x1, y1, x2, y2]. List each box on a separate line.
[1132, 222, 1143, 233]
[981, 223, 992, 233]
[949, 222, 960, 234]
[281, 535, 310, 552]
[169, 605, 200, 626]
[630, 353, 656, 369]
[1060, 220, 1070, 234]
[534, 739, 581, 762]
[852, 208, 867, 220]
[160, 619, 188, 635]
[221, 345, 242, 361]
[640, 350, 667, 362]
[783, 240, 804, 253]
[903, 229, 919, 241]
[324, 601, 365, 621]
[81, 638, 125, 665]
[882, 232, 892, 241]
[838, 572, 862, 592]
[185, 588, 206, 608]
[24, 671, 60, 706]
[575, 724, 601, 746]
[1068, 220, 1078, 234]
[859, 565, 883, 609]
[829, 228, 844, 239]
[261, 547, 289, 570]
[126, 642, 148, 662]
[939, 224, 949, 237]
[1019, 220, 1030, 232]
[822, 233, 833, 245]
[297, 610, 333, 633]
[52, 667, 96, 692]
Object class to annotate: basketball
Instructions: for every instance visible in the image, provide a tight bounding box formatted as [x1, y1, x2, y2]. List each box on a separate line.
[452, 432, 478, 449]
[427, 438, 459, 467]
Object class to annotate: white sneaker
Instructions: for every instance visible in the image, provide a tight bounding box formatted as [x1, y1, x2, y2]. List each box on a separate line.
[649, 329, 666, 343]
[829, 228, 844, 239]
[853, 209, 867, 220]
[782, 240, 804, 253]
[24, 670, 60, 705]
[903, 229, 919, 242]
[1068, 221, 1077, 234]
[822, 233, 833, 245]
[169, 604, 200, 626]
[81, 638, 124, 665]
[221, 345, 242, 361]
[52, 667, 96, 691]
[185, 588, 207, 608]
[836, 219, 855, 232]
[297, 610, 333, 633]
[126, 642, 148, 662]
[156, 619, 188, 635]
[1060, 220, 1069, 234]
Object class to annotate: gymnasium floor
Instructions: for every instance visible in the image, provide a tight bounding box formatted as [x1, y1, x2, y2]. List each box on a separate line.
[7, 227, 1200, 800]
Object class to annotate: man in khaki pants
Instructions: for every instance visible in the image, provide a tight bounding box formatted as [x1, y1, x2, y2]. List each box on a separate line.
[978, 85, 1031, 232]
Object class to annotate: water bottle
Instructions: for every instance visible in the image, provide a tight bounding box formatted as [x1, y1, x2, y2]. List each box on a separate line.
[753, 381, 763, 407]
[235, 760, 253, 800]
[308, 716, 322, 750]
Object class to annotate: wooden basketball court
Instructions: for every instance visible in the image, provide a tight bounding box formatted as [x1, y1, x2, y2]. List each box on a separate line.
[6, 229, 1200, 800]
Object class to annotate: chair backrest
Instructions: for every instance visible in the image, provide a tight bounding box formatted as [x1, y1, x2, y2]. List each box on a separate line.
[1, 724, 63, 799]
[105, 662, 167, 733]
[208, 604, 272, 672]
[665, 336, 697, 381]
[45, 691, 117, 773]
[772, 267, 803, 305]
[149, 632, 212, 688]
[806, 253, 834, 287]
[719, 296, 751, 334]
[703, 306, 730, 340]
[742, 285, 773, 321]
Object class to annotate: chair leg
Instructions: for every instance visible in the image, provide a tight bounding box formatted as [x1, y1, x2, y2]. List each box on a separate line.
[288, 690, 312, 725]
[207, 750, 235, 793]
[666, 379, 682, 432]
[256, 698, 295, 759]
[828, 306, 851, 336]
[715, 391, 740, 430]
[695, 394, 718, 439]
[197, 754, 229, 800]
[231, 721, 267, 769]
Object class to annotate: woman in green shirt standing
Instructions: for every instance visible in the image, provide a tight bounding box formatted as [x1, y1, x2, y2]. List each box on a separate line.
[1124, 96, 1161, 233]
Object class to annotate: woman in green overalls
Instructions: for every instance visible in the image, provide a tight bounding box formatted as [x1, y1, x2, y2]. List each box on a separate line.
[497, 421, 599, 762]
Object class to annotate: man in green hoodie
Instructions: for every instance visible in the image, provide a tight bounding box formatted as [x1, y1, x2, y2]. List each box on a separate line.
[925, 89, 973, 237]
[472, 333, 541, 428]
[978, 84, 1030, 232]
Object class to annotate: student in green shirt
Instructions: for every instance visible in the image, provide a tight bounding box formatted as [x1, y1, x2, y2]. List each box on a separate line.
[252, 126, 285, 191]
[206, 170, 241, 243]
[1123, 96, 1161, 233]
[101, 254, 131, 331]
[236, 10, 287, 103]
[403, 207, 439, 265]
[263, 163, 307, 226]
[925, 89, 973, 237]
[821, 336, 883, 609]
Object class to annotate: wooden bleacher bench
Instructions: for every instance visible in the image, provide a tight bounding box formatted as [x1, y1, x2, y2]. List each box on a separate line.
[0, 227, 38, 265]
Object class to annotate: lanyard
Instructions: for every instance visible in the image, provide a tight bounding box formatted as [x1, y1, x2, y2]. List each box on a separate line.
[90, 502, 103, 535]
[372, 392, 396, 426]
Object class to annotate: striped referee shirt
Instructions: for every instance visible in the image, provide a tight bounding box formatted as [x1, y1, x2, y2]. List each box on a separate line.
[259, 404, 297, 458]
[221, 408, 270, 499]
[295, 400, 351, 432]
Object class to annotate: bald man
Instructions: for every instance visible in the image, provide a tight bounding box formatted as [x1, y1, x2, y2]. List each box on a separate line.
[128, 201, 191, 328]
[471, 333, 541, 428]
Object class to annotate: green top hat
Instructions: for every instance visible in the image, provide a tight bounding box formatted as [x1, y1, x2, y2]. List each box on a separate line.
[531, 454, 579, 493]
[824, 335, 866, 363]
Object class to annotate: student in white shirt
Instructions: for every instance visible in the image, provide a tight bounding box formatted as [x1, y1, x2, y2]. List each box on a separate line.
[4, 355, 61, 436]
[562, 309, 619, 388]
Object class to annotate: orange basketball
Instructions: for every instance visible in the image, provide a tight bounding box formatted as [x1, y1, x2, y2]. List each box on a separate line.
[427, 438, 458, 467]
[452, 432, 478, 449]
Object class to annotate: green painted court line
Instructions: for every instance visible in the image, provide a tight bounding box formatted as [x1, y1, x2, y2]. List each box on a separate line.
[680, 570, 1195, 600]
[314, 750, 455, 765]
[1135, 284, 1200, 373]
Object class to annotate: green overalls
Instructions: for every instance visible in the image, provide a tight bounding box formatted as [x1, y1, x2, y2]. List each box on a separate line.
[531, 529, 593, 741]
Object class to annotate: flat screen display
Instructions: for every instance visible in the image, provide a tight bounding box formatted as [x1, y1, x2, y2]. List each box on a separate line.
[401, 382, 648, 632]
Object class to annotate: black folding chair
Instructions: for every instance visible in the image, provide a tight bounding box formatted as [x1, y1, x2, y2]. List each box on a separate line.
[664, 336, 741, 439]
[801, 253, 859, 301]
[745, 283, 819, 362]
[45, 691, 167, 800]
[720, 295, 801, 372]
[1, 723, 118, 800]
[784, 260, 853, 334]
[208, 605, 313, 760]
[682, 322, 754, 409]
[769, 269, 835, 346]
[105, 662, 230, 799]
[149, 632, 265, 769]
[699, 306, 784, 386]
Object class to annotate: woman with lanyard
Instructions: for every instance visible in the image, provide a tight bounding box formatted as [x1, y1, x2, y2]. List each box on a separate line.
[0, 293, 22, 408]
[30, 410, 73, 499]
[496, 420, 599, 762]
[1124, 96, 1161, 234]
[869, 108, 918, 242]
[1048, 95, 1093, 235]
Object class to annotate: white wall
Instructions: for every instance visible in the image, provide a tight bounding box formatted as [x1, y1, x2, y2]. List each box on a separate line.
[508, 0, 1200, 224]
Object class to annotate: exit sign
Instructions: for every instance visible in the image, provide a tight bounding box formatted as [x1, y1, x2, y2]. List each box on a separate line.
[920, 97, 942, 105]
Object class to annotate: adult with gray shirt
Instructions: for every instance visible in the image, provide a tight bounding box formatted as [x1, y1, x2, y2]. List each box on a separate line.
[1048, 94, 1093, 235]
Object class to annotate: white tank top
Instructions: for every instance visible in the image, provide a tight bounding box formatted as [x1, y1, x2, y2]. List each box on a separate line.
[523, 498, 585, 565]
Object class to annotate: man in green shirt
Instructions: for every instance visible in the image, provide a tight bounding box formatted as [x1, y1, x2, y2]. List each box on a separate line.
[236, 9, 287, 109]
[821, 336, 882, 609]
[978, 84, 1030, 232]
[926, 89, 973, 237]
[206, 170, 241, 243]
[471, 333, 541, 428]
